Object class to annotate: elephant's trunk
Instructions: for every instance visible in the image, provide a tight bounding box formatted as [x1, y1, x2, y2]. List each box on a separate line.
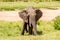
[29, 14, 37, 35]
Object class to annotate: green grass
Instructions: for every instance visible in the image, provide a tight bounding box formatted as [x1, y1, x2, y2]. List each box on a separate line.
[37, 20, 55, 34]
[0, 20, 59, 40]
[0, 16, 60, 40]
[0, 2, 60, 10]
[0, 21, 54, 36]
[0, 21, 23, 37]
[0, 31, 60, 40]
[0, 20, 55, 36]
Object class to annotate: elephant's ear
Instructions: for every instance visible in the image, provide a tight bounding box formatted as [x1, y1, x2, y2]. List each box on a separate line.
[35, 9, 43, 21]
[18, 10, 28, 22]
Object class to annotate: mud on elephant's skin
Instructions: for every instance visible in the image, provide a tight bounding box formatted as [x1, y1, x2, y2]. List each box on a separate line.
[18, 6, 43, 35]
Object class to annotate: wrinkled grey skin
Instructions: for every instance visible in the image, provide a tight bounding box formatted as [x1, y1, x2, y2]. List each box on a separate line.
[18, 6, 42, 35]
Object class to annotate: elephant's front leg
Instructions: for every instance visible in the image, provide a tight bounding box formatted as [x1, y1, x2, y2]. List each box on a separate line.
[21, 22, 27, 35]
[32, 22, 37, 35]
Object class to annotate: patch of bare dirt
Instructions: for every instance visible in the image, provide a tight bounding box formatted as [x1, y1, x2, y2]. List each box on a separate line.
[0, 8, 60, 21]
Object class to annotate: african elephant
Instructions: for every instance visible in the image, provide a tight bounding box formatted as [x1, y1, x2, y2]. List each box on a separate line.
[18, 6, 42, 35]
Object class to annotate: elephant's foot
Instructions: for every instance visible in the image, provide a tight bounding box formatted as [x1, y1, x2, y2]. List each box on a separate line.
[28, 32, 32, 34]
[21, 31, 24, 35]
[33, 33, 37, 35]
[21, 33, 24, 35]
[29, 32, 33, 35]
[28, 30, 32, 35]
[33, 31, 38, 35]
[29, 30, 33, 35]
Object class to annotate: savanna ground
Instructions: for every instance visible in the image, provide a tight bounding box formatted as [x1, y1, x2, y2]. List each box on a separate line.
[0, 2, 60, 40]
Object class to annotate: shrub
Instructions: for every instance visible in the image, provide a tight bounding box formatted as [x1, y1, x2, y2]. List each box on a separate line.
[54, 16, 60, 30]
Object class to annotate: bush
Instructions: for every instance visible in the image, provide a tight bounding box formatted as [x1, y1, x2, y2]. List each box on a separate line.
[54, 16, 60, 30]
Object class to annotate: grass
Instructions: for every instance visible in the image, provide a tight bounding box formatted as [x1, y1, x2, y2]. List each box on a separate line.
[0, 21, 23, 36]
[0, 19, 60, 40]
[0, 20, 56, 39]
[0, 2, 60, 10]
[0, 31, 60, 40]
[0, 20, 55, 36]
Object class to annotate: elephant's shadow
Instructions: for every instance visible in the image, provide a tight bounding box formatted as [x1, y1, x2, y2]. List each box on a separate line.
[37, 31, 43, 35]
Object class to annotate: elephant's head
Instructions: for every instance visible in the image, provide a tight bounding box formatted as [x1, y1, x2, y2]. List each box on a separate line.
[24, 6, 42, 22]
[18, 6, 42, 23]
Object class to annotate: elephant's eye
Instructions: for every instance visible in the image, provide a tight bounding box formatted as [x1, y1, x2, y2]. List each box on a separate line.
[22, 10, 28, 14]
